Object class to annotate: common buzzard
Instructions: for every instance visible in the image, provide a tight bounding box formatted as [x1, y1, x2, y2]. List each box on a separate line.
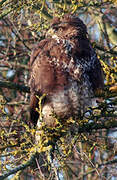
[29, 14, 104, 127]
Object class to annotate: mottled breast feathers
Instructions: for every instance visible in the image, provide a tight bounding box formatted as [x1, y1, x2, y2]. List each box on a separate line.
[29, 14, 104, 127]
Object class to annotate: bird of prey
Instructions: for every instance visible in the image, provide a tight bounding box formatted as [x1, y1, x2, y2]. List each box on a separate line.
[29, 14, 104, 128]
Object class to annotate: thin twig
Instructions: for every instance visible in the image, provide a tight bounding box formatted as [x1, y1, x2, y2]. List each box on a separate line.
[35, 158, 46, 180]
[3, 18, 31, 52]
[95, 43, 117, 55]
[0, 60, 29, 70]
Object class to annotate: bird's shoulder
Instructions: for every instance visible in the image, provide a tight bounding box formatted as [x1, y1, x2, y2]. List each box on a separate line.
[29, 38, 66, 67]
[29, 37, 70, 93]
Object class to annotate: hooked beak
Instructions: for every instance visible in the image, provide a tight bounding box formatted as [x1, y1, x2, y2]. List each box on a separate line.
[46, 28, 55, 37]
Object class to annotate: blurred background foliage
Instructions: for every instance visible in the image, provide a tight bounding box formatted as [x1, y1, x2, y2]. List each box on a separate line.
[0, 0, 117, 179]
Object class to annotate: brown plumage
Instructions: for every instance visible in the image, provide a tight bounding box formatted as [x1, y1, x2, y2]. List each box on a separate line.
[29, 14, 104, 127]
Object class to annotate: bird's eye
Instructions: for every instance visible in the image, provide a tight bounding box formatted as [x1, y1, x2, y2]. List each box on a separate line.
[53, 26, 64, 32]
[59, 27, 63, 32]
[53, 26, 59, 31]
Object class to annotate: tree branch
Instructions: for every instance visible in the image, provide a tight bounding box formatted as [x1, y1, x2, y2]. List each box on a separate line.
[0, 153, 37, 180]
[95, 43, 117, 55]
[78, 120, 117, 134]
[0, 80, 30, 93]
[0, 60, 29, 70]
[99, 159, 117, 167]
[0, 120, 117, 179]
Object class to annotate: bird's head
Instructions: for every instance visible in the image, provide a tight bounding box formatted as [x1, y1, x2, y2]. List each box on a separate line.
[47, 14, 87, 40]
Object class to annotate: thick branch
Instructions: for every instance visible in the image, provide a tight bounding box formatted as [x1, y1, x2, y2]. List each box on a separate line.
[78, 120, 117, 133]
[0, 153, 37, 180]
[99, 159, 117, 167]
[0, 80, 30, 93]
